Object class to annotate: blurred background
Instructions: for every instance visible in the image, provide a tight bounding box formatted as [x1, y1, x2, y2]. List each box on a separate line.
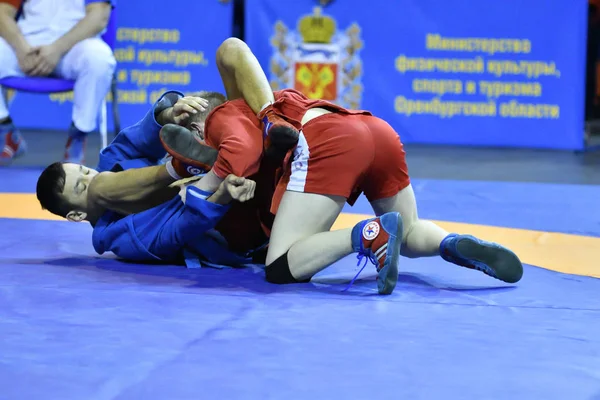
[0, 0, 598, 184]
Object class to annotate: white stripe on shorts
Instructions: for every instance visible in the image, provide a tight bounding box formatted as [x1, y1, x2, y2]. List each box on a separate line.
[286, 130, 310, 193]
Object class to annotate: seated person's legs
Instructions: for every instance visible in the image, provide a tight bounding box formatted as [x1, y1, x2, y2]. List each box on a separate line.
[362, 115, 523, 283]
[57, 38, 116, 164]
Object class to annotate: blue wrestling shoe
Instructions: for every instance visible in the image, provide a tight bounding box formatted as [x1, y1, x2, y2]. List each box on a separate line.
[440, 234, 523, 283]
[351, 212, 403, 295]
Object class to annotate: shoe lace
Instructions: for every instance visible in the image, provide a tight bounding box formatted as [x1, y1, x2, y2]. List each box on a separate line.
[342, 235, 378, 292]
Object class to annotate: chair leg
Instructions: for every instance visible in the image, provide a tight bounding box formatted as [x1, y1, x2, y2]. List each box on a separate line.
[111, 74, 120, 135]
[1, 86, 14, 108]
[99, 99, 108, 149]
[1, 87, 7, 106]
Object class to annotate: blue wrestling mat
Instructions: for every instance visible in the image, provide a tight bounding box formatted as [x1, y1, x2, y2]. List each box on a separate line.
[0, 167, 599, 400]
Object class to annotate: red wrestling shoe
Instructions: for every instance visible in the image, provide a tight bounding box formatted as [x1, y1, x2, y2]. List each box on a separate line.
[350, 212, 403, 295]
[258, 105, 300, 160]
[0, 125, 27, 166]
[159, 124, 218, 178]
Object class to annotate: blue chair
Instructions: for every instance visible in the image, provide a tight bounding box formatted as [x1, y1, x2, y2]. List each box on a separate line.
[0, 8, 120, 149]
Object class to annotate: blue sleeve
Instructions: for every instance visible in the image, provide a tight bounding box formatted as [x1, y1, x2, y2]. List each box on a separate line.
[92, 186, 230, 262]
[96, 91, 183, 172]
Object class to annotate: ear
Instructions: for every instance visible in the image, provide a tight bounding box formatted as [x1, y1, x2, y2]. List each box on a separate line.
[66, 210, 87, 222]
[189, 121, 206, 140]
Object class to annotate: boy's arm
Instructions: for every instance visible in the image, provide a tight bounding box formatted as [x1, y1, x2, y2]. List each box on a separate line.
[88, 166, 178, 215]
[93, 176, 255, 261]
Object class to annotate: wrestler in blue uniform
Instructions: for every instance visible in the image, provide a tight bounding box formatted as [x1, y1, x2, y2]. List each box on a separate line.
[91, 91, 252, 267]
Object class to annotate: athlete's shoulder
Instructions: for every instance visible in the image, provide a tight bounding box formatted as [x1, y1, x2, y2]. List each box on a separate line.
[206, 98, 254, 126]
[214, 97, 253, 114]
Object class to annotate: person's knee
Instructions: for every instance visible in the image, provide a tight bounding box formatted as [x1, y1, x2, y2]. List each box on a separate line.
[370, 186, 418, 237]
[86, 51, 116, 76]
[79, 40, 116, 77]
[265, 251, 310, 284]
[216, 37, 248, 69]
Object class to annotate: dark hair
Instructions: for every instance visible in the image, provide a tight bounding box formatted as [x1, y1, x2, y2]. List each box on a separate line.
[186, 91, 227, 128]
[36, 162, 71, 218]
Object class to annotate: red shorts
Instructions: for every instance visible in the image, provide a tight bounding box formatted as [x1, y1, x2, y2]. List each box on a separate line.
[271, 112, 410, 213]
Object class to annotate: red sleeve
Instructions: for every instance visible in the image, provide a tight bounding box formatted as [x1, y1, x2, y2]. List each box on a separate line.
[204, 104, 263, 179]
[0, 0, 23, 9]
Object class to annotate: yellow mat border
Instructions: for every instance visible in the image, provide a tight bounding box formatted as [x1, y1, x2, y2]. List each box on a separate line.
[2, 193, 598, 278]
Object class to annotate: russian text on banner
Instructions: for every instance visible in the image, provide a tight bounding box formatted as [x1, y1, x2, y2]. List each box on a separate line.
[245, 0, 587, 150]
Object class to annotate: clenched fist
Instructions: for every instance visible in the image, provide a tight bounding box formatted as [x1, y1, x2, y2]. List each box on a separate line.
[217, 174, 256, 203]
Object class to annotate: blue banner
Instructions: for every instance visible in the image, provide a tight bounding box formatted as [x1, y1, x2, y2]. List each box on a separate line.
[246, 0, 587, 150]
[7, 0, 233, 132]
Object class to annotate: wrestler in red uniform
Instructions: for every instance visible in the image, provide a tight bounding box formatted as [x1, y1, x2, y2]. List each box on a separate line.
[160, 38, 523, 295]
[162, 89, 416, 294]
[164, 89, 407, 267]
[200, 89, 410, 216]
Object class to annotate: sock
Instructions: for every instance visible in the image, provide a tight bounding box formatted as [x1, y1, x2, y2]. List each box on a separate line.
[258, 101, 272, 115]
[0, 117, 13, 125]
[69, 123, 89, 138]
[165, 158, 183, 180]
[0, 117, 17, 138]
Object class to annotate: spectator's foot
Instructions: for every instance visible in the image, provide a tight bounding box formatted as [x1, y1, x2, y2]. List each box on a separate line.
[0, 119, 27, 166]
[63, 124, 88, 164]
